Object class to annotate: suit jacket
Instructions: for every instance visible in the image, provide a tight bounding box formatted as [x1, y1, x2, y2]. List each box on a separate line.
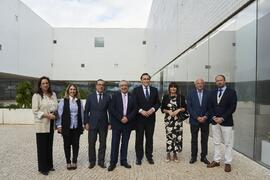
[187, 89, 210, 125]
[109, 92, 137, 129]
[132, 85, 160, 123]
[208, 87, 237, 126]
[84, 92, 111, 129]
[32, 92, 58, 133]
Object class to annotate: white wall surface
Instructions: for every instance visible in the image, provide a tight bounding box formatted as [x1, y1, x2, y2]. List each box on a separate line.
[0, 0, 53, 78]
[146, 0, 250, 75]
[52, 28, 147, 81]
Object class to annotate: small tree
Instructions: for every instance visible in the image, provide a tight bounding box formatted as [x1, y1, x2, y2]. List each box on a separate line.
[16, 81, 33, 108]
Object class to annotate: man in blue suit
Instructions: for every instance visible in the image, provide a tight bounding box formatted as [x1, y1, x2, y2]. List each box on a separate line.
[108, 80, 137, 171]
[133, 73, 160, 165]
[84, 79, 111, 169]
[187, 79, 210, 165]
[207, 75, 237, 172]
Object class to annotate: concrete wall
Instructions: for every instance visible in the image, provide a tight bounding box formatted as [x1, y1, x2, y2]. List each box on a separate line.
[0, 0, 53, 78]
[52, 28, 147, 81]
[1, 109, 34, 124]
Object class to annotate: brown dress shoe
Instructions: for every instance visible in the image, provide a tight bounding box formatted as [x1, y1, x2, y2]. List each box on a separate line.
[207, 161, 220, 168]
[224, 164, 231, 172]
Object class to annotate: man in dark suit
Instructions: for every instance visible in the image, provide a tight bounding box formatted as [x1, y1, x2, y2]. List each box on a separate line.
[84, 79, 111, 169]
[108, 80, 137, 171]
[187, 79, 210, 165]
[133, 73, 160, 165]
[207, 75, 237, 172]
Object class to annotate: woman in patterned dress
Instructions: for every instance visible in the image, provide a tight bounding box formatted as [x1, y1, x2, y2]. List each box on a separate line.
[161, 82, 187, 162]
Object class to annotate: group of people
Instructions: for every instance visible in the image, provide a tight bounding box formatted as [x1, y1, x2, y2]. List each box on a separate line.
[32, 73, 237, 176]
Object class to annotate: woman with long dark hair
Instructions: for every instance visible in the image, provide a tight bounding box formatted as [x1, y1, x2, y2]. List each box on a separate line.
[32, 76, 58, 175]
[161, 82, 187, 162]
[56, 84, 84, 170]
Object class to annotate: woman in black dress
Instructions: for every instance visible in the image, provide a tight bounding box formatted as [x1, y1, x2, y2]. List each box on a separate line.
[161, 82, 187, 162]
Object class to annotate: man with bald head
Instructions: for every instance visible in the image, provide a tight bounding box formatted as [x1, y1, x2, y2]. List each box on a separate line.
[108, 80, 137, 171]
[187, 79, 210, 165]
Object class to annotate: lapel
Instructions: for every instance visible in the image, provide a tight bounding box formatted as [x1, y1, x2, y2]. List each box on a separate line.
[140, 85, 147, 101]
[118, 92, 123, 112]
[215, 88, 227, 105]
[92, 93, 99, 106]
[202, 90, 207, 107]
[98, 93, 105, 107]
[194, 90, 201, 106]
[218, 88, 228, 104]
[127, 93, 132, 111]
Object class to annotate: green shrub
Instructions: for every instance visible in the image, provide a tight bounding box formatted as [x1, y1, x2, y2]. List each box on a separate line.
[16, 81, 33, 108]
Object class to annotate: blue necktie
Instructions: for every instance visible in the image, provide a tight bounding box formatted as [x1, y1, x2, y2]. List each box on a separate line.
[218, 88, 223, 97]
[198, 91, 202, 106]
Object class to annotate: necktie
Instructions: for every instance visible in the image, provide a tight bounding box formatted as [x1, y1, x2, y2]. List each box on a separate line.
[145, 88, 150, 100]
[123, 94, 127, 116]
[198, 91, 202, 106]
[98, 93, 102, 103]
[218, 88, 223, 97]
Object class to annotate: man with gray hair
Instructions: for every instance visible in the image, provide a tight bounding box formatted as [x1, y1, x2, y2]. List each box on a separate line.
[108, 80, 137, 171]
[187, 79, 210, 165]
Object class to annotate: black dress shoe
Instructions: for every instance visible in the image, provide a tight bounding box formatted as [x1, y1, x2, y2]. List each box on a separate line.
[88, 163, 95, 169]
[147, 159, 154, 165]
[201, 157, 210, 165]
[121, 162, 131, 169]
[136, 159, 142, 165]
[39, 171, 49, 176]
[98, 163, 106, 168]
[108, 164, 116, 171]
[189, 158, 197, 164]
[49, 167, 55, 171]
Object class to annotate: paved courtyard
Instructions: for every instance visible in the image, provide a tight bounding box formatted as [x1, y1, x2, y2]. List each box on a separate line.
[0, 112, 270, 180]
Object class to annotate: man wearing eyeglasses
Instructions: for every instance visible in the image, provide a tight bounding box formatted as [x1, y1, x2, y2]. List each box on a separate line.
[132, 73, 160, 165]
[84, 79, 111, 169]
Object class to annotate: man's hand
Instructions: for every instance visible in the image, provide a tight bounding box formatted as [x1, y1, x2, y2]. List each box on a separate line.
[121, 116, 128, 124]
[147, 108, 155, 116]
[197, 116, 207, 123]
[140, 110, 149, 117]
[214, 117, 222, 124]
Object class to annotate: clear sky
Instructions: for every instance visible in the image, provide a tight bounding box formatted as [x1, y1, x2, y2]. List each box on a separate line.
[20, 0, 153, 28]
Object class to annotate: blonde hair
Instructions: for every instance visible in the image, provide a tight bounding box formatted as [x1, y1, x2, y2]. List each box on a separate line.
[64, 84, 80, 99]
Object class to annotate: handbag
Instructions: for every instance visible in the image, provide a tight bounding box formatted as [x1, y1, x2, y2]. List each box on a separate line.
[178, 111, 190, 121]
[177, 95, 190, 121]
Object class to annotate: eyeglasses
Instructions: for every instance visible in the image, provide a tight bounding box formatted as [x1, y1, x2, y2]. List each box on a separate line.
[97, 84, 105, 86]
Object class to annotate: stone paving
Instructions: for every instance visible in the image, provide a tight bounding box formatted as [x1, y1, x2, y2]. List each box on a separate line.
[0, 112, 270, 180]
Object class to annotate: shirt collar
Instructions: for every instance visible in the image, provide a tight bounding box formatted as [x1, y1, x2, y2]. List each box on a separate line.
[143, 85, 149, 89]
[96, 91, 103, 95]
[197, 89, 203, 93]
[69, 96, 77, 101]
[121, 92, 128, 96]
[218, 86, 227, 91]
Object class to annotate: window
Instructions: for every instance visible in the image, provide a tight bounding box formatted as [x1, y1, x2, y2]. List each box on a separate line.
[81, 64, 85, 68]
[53, 40, 57, 44]
[95, 37, 104, 47]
